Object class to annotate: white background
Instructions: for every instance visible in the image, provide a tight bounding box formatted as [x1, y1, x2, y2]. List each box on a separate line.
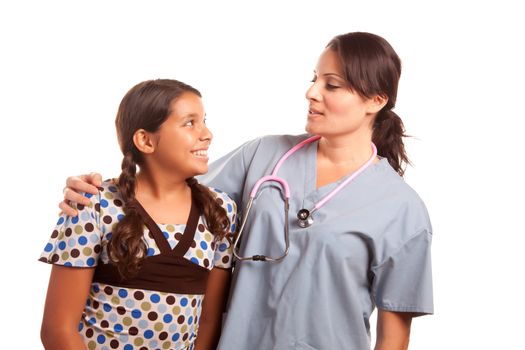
[1, 0, 524, 349]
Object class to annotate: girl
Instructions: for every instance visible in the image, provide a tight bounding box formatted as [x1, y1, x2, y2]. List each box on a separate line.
[41, 79, 236, 350]
[60, 32, 433, 350]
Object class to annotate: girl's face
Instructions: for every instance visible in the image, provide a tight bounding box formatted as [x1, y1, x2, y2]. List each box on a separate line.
[149, 92, 212, 178]
[305, 48, 379, 138]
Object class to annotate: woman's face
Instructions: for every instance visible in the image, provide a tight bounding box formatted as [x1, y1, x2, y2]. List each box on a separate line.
[305, 48, 379, 138]
[148, 92, 212, 178]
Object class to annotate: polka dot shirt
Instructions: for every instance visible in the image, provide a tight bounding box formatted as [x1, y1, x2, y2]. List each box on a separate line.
[40, 180, 236, 350]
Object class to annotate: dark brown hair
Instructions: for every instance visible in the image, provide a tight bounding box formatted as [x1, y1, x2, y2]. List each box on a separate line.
[109, 79, 230, 279]
[327, 32, 410, 176]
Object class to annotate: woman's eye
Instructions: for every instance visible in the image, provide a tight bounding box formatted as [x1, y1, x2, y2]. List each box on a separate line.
[326, 84, 340, 90]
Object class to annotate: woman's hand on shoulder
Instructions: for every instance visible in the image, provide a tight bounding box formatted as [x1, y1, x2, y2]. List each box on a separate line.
[59, 172, 103, 216]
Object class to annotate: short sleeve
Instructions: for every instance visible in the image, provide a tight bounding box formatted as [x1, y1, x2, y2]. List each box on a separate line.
[371, 229, 433, 314]
[210, 188, 237, 269]
[39, 192, 102, 268]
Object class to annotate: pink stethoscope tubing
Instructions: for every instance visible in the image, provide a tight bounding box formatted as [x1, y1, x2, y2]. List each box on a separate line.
[233, 135, 377, 262]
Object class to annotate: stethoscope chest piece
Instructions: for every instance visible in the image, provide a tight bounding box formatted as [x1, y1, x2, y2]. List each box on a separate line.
[297, 208, 314, 228]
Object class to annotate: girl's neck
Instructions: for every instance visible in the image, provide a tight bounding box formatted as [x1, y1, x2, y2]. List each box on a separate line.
[135, 170, 191, 202]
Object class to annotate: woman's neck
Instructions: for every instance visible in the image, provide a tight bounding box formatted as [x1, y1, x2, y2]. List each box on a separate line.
[317, 132, 375, 168]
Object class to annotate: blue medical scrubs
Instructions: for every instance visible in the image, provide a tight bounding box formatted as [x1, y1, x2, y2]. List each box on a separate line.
[200, 134, 433, 350]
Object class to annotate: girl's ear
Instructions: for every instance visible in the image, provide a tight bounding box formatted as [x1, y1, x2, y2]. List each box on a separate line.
[133, 129, 156, 154]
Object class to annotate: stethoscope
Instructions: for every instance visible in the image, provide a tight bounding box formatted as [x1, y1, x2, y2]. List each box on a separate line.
[232, 135, 377, 262]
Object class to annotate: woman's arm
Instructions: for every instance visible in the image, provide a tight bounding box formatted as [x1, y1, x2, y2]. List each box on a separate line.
[374, 310, 414, 350]
[41, 265, 95, 350]
[194, 267, 232, 350]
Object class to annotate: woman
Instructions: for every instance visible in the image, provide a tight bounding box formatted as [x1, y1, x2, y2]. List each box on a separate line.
[41, 79, 236, 350]
[60, 32, 433, 349]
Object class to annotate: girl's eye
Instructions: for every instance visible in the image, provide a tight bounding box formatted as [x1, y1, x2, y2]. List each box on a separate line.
[184, 120, 194, 127]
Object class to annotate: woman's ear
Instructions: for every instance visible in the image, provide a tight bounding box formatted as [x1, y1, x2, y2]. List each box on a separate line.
[367, 95, 388, 114]
[133, 129, 156, 154]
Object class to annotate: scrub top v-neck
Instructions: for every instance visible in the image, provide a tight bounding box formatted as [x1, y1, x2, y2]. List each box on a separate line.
[202, 134, 433, 350]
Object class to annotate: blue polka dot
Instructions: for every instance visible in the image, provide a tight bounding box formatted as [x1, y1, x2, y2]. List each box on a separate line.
[93, 285, 100, 293]
[97, 334, 106, 344]
[138, 320, 148, 329]
[231, 224, 236, 232]
[68, 238, 77, 247]
[90, 233, 99, 243]
[78, 322, 84, 331]
[124, 345, 133, 350]
[190, 257, 199, 264]
[85, 193, 93, 198]
[103, 303, 111, 312]
[188, 316, 193, 324]
[106, 233, 113, 240]
[108, 207, 117, 215]
[215, 188, 223, 193]
[219, 243, 228, 252]
[200, 241, 208, 250]
[114, 324, 123, 333]
[147, 248, 155, 256]
[74, 260, 84, 267]
[163, 314, 173, 323]
[227, 203, 233, 213]
[144, 330, 154, 339]
[78, 236, 88, 245]
[118, 289, 128, 298]
[163, 231, 169, 239]
[100, 199, 109, 208]
[117, 214, 125, 221]
[108, 186, 118, 193]
[44, 243, 53, 252]
[108, 313, 118, 323]
[149, 340, 158, 348]
[57, 217, 65, 225]
[131, 309, 142, 319]
[58, 241, 66, 250]
[64, 262, 72, 267]
[86, 258, 96, 266]
[72, 216, 79, 224]
[88, 317, 96, 325]
[180, 297, 188, 307]
[172, 333, 180, 341]
[81, 211, 90, 221]
[150, 294, 160, 303]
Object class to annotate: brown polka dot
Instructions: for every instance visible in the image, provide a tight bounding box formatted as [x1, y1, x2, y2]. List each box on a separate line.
[103, 216, 112, 224]
[104, 286, 113, 295]
[166, 296, 176, 305]
[134, 291, 144, 300]
[85, 223, 94, 232]
[140, 347, 148, 350]
[117, 306, 126, 315]
[110, 339, 119, 349]
[159, 331, 168, 340]
[203, 259, 210, 267]
[174, 232, 183, 241]
[211, 242, 216, 250]
[85, 328, 94, 338]
[101, 320, 109, 328]
[94, 244, 102, 253]
[177, 315, 185, 324]
[70, 249, 80, 258]
[114, 199, 123, 207]
[129, 327, 139, 336]
[182, 333, 189, 341]
[51, 254, 60, 263]
[148, 231, 154, 239]
[95, 203, 100, 212]
[148, 311, 158, 321]
[191, 298, 197, 307]
[93, 300, 99, 309]
[77, 204, 85, 210]
[191, 240, 196, 248]
[222, 256, 230, 264]
[38, 257, 48, 263]
[51, 230, 59, 238]
[65, 228, 72, 237]
[198, 224, 205, 232]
